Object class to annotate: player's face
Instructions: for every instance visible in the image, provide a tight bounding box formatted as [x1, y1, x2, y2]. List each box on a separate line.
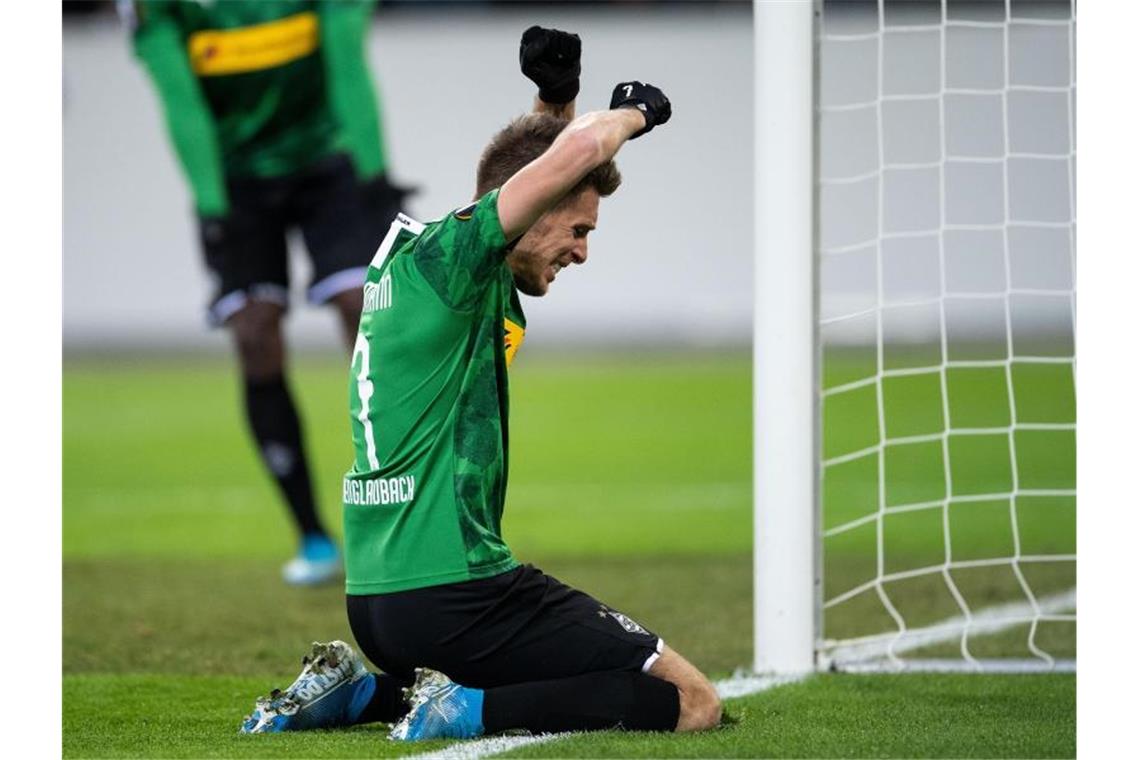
[507, 189, 599, 297]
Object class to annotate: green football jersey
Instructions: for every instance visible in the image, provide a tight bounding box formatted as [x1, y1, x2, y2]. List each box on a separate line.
[126, 0, 387, 215]
[344, 189, 527, 594]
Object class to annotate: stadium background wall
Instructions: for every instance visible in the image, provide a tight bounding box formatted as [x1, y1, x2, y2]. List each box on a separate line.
[64, 2, 1069, 353]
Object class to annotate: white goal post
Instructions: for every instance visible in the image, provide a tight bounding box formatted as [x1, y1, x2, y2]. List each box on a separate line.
[753, 0, 1076, 675]
[753, 0, 818, 675]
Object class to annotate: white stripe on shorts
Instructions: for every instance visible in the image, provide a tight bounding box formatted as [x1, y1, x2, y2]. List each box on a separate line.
[641, 637, 665, 673]
[308, 266, 368, 305]
[209, 283, 290, 326]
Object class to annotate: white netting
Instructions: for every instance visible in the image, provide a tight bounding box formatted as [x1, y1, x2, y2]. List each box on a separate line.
[817, 0, 1076, 669]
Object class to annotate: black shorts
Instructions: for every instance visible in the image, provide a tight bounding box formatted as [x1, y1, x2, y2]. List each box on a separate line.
[346, 564, 664, 689]
[199, 153, 383, 326]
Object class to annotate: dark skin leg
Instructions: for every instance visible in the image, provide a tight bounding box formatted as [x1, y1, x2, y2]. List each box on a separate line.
[228, 298, 330, 540]
[331, 289, 365, 350]
[229, 301, 287, 380]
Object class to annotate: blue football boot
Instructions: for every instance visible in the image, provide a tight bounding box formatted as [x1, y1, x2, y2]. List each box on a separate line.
[239, 689, 298, 734]
[388, 667, 485, 741]
[282, 533, 342, 586]
[239, 640, 376, 734]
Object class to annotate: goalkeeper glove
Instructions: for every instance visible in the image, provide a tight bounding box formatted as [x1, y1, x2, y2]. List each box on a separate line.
[519, 25, 581, 105]
[609, 81, 672, 139]
[361, 173, 416, 229]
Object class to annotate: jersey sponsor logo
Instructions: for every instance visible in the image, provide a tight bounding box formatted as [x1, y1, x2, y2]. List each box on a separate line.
[362, 273, 392, 313]
[343, 475, 416, 507]
[503, 318, 525, 368]
[453, 203, 477, 221]
[187, 12, 319, 77]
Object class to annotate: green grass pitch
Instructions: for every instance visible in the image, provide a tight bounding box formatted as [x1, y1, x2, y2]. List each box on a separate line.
[63, 351, 1075, 758]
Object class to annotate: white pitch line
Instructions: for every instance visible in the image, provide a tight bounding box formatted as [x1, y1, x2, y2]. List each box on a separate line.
[840, 657, 1076, 674]
[403, 671, 809, 760]
[403, 732, 577, 760]
[713, 671, 810, 699]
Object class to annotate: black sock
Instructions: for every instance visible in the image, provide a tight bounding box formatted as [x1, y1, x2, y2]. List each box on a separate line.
[243, 375, 325, 538]
[482, 671, 680, 734]
[353, 673, 411, 725]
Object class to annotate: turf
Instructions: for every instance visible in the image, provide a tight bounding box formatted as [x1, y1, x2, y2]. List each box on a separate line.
[63, 554, 753, 677]
[63, 673, 1074, 759]
[62, 351, 1076, 757]
[63, 352, 754, 560]
[501, 674, 1076, 759]
[63, 674, 445, 759]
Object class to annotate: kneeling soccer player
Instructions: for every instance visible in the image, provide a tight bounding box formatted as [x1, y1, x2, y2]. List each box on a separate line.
[239, 26, 722, 740]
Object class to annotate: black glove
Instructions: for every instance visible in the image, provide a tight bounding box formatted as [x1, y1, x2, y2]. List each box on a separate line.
[609, 81, 672, 139]
[198, 214, 233, 248]
[196, 210, 254, 301]
[519, 25, 581, 105]
[197, 212, 242, 270]
[361, 173, 416, 230]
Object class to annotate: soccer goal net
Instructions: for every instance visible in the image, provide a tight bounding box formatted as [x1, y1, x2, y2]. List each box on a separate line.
[754, 0, 1075, 674]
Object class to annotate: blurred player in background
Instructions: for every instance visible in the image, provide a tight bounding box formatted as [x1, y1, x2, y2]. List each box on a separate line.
[120, 0, 412, 585]
[238, 26, 723, 740]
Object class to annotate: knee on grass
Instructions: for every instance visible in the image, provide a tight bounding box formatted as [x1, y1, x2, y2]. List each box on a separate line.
[676, 679, 721, 732]
[647, 646, 722, 732]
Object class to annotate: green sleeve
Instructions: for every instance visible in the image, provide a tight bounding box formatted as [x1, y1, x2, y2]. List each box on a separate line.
[132, 7, 228, 216]
[319, 0, 388, 180]
[414, 190, 509, 310]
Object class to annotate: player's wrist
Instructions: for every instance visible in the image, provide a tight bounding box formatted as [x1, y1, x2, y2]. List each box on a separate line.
[533, 95, 575, 120]
[609, 81, 671, 140]
[537, 80, 579, 106]
[196, 208, 231, 225]
[195, 199, 230, 220]
[613, 105, 649, 135]
[520, 26, 581, 107]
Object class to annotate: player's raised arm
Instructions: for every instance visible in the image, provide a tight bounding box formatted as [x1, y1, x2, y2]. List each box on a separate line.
[497, 81, 672, 243]
[519, 25, 581, 120]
